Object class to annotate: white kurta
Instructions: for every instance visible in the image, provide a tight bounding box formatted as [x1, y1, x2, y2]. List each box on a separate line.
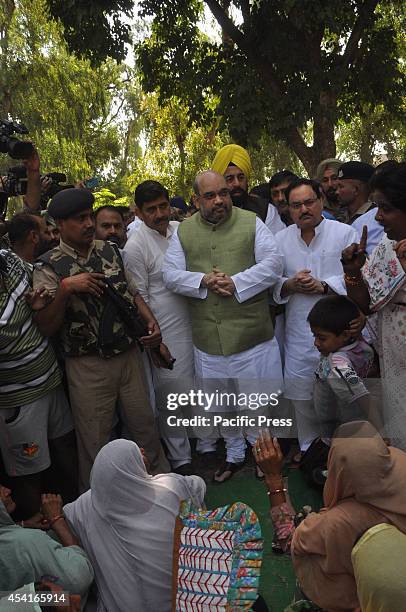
[163, 217, 283, 304]
[162, 216, 284, 459]
[123, 221, 194, 466]
[265, 203, 286, 235]
[124, 221, 194, 379]
[273, 219, 358, 400]
[126, 216, 143, 237]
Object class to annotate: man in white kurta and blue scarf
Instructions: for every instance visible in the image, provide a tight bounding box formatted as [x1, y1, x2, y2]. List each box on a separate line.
[273, 178, 359, 452]
[163, 170, 284, 482]
[123, 180, 194, 474]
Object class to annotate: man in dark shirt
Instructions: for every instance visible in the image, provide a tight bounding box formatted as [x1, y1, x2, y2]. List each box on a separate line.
[336, 161, 375, 224]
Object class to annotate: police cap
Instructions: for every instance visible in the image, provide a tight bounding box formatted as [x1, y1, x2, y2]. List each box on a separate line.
[47, 188, 94, 220]
[337, 161, 375, 184]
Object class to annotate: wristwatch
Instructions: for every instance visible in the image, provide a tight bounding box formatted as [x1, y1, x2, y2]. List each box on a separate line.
[321, 281, 329, 295]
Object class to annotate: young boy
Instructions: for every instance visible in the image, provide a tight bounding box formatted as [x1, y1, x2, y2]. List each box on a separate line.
[307, 295, 374, 439]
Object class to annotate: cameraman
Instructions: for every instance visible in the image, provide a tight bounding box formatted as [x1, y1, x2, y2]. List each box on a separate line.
[0, 147, 41, 223]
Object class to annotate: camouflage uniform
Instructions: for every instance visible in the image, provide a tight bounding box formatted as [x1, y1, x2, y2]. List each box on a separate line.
[38, 240, 135, 358]
[34, 239, 170, 491]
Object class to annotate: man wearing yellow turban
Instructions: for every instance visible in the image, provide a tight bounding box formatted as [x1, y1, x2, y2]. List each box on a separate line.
[211, 144, 269, 223]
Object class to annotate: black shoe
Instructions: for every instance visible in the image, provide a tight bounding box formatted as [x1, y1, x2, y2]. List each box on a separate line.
[196, 451, 218, 469]
[172, 463, 193, 476]
[213, 460, 245, 483]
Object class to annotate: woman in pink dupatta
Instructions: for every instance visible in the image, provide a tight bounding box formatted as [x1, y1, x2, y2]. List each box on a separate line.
[341, 162, 406, 448]
[254, 422, 406, 611]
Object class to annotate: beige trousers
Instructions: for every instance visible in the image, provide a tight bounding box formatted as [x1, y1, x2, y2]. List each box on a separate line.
[65, 344, 169, 491]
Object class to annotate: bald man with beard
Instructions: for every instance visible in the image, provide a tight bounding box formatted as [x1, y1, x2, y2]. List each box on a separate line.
[163, 170, 284, 482]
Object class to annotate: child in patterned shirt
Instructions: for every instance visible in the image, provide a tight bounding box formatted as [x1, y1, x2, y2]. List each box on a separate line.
[307, 295, 374, 440]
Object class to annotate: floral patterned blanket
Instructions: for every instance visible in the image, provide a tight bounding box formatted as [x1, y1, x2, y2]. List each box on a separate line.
[172, 500, 263, 611]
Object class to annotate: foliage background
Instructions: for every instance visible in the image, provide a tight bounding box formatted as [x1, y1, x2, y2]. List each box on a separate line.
[1, 0, 405, 216]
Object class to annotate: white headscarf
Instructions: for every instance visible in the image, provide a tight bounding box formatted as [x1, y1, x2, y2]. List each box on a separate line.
[64, 439, 206, 612]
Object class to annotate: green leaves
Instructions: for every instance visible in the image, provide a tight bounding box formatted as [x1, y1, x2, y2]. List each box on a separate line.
[46, 0, 134, 64]
[137, 0, 405, 173]
[0, 0, 127, 182]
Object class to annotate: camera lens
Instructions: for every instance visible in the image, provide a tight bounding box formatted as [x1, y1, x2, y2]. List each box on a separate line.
[7, 138, 35, 159]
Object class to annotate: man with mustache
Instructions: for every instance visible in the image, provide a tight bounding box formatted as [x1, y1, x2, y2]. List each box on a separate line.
[94, 205, 127, 248]
[272, 178, 358, 453]
[315, 158, 347, 222]
[163, 170, 284, 482]
[268, 169, 299, 227]
[336, 161, 375, 224]
[212, 144, 280, 226]
[32, 188, 170, 491]
[123, 180, 193, 474]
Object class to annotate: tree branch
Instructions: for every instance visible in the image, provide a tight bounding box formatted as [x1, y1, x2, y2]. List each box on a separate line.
[204, 0, 328, 171]
[340, 0, 379, 71]
[204, 0, 246, 48]
[204, 0, 282, 98]
[102, 98, 125, 127]
[283, 126, 317, 173]
[239, 0, 250, 26]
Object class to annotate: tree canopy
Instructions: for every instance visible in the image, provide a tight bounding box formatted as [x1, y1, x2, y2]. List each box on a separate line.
[1, 0, 404, 213]
[0, 0, 125, 180]
[46, 0, 134, 64]
[137, 0, 405, 174]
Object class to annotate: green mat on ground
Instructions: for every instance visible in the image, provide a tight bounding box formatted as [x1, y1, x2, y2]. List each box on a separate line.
[205, 468, 323, 612]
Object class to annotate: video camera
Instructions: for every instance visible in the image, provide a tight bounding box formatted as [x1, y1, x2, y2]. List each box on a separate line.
[2, 165, 70, 199]
[0, 119, 35, 159]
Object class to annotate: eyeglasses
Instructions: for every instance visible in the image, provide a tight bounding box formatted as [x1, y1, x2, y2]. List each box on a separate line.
[289, 197, 319, 211]
[199, 188, 230, 202]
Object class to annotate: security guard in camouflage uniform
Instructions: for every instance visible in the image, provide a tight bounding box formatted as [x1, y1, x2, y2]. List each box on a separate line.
[33, 188, 170, 491]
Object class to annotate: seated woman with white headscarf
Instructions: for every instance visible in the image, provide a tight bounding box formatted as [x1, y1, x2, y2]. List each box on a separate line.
[63, 439, 206, 612]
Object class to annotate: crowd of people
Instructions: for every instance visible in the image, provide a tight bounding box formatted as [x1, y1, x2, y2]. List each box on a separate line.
[1, 141, 406, 611]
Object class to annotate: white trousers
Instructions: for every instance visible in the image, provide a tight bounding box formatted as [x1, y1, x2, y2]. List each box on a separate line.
[194, 338, 283, 462]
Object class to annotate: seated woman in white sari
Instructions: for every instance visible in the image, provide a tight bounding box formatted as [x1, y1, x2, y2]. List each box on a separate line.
[341, 162, 406, 448]
[64, 440, 206, 612]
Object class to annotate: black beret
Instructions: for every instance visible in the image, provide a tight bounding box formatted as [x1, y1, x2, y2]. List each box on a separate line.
[47, 188, 94, 220]
[337, 161, 375, 183]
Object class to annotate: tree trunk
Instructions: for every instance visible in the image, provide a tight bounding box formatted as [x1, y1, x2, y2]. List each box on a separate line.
[313, 91, 337, 164]
[359, 115, 374, 163]
[121, 119, 133, 173]
[263, 88, 337, 176]
[283, 118, 336, 178]
[175, 134, 187, 197]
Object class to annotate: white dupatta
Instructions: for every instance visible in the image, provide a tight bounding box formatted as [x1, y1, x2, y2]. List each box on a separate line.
[64, 440, 205, 612]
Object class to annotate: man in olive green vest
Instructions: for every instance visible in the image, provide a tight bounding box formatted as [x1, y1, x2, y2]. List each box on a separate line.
[163, 171, 284, 482]
[33, 188, 170, 491]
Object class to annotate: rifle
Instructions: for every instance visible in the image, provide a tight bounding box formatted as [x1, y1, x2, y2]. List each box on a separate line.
[99, 276, 176, 369]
